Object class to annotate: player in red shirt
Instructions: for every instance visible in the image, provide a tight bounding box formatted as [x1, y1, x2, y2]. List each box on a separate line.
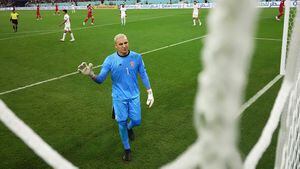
[83, 4, 94, 25]
[36, 4, 42, 20]
[276, 0, 285, 21]
[54, 3, 60, 15]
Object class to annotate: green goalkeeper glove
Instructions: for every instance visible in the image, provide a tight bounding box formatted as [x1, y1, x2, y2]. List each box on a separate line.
[77, 62, 96, 78]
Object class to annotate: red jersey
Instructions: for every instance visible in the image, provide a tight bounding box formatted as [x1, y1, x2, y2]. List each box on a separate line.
[55, 4, 58, 11]
[87, 6, 93, 16]
[279, 0, 285, 10]
[36, 5, 40, 16]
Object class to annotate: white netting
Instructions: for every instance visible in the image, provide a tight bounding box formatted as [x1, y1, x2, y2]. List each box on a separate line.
[161, 0, 258, 168]
[0, 100, 78, 169]
[286, 2, 298, 54]
[275, 3, 300, 169]
[277, 73, 300, 169]
[245, 2, 300, 169]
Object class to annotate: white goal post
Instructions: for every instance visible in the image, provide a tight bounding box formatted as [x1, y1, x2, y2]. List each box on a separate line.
[245, 1, 300, 169]
[280, 0, 299, 75]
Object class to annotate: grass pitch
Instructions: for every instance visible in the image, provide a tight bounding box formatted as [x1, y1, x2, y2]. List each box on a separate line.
[0, 8, 283, 169]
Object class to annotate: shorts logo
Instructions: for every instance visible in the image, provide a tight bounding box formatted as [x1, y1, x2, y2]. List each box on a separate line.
[130, 61, 135, 68]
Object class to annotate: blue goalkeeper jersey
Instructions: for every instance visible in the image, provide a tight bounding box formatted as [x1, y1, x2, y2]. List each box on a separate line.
[94, 51, 151, 100]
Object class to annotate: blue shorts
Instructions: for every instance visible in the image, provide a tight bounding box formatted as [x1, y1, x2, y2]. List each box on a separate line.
[113, 96, 141, 122]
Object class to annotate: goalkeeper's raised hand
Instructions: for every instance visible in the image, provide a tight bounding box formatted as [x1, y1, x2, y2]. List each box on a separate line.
[77, 62, 96, 79]
[146, 89, 154, 108]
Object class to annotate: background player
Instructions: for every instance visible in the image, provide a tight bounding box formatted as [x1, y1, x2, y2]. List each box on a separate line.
[120, 4, 127, 26]
[276, 0, 285, 21]
[192, 1, 201, 26]
[59, 10, 75, 42]
[36, 4, 42, 20]
[54, 3, 60, 15]
[83, 4, 94, 25]
[71, 2, 76, 13]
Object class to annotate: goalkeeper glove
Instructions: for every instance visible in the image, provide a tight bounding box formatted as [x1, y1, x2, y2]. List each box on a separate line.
[77, 62, 96, 78]
[146, 89, 154, 108]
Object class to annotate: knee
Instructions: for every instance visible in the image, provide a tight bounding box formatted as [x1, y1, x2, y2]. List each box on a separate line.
[131, 119, 141, 127]
[118, 121, 127, 128]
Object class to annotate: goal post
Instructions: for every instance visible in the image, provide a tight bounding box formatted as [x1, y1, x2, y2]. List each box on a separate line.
[280, 0, 291, 75]
[280, 0, 298, 75]
[245, 2, 300, 169]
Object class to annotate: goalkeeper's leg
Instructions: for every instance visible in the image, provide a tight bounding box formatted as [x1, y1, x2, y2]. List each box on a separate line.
[114, 100, 132, 161]
[128, 97, 141, 129]
[118, 121, 130, 150]
[118, 121, 132, 161]
[127, 96, 141, 141]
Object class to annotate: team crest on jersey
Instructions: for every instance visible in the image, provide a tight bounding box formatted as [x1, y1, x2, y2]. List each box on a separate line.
[130, 61, 135, 68]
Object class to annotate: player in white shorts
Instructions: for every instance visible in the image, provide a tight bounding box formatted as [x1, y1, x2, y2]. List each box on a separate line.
[59, 9, 75, 42]
[120, 4, 127, 26]
[192, 1, 201, 26]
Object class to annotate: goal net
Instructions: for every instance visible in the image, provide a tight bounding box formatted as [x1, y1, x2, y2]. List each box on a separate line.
[161, 0, 300, 169]
[161, 0, 258, 167]
[244, 1, 300, 169]
[0, 100, 78, 169]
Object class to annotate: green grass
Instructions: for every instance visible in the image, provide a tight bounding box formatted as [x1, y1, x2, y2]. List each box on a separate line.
[0, 8, 283, 168]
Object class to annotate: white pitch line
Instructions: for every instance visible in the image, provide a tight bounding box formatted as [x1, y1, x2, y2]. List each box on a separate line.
[237, 74, 283, 117]
[254, 37, 282, 42]
[0, 72, 79, 95]
[142, 35, 208, 55]
[0, 35, 207, 96]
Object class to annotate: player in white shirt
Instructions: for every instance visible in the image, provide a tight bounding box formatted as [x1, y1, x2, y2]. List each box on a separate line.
[120, 4, 127, 26]
[192, 1, 201, 26]
[59, 10, 75, 42]
[71, 3, 76, 13]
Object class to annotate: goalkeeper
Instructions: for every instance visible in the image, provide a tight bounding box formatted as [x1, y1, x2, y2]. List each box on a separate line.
[78, 33, 154, 162]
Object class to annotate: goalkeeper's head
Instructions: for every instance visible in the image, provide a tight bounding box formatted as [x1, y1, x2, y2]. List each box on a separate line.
[114, 34, 129, 56]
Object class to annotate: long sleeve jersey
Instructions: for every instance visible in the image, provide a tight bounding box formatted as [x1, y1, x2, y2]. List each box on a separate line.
[94, 51, 151, 100]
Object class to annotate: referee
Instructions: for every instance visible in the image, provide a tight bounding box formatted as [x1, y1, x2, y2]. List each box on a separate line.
[10, 9, 19, 32]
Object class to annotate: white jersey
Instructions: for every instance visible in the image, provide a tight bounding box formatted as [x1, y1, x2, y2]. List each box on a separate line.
[64, 14, 71, 31]
[192, 4, 199, 17]
[64, 14, 70, 26]
[120, 7, 127, 18]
